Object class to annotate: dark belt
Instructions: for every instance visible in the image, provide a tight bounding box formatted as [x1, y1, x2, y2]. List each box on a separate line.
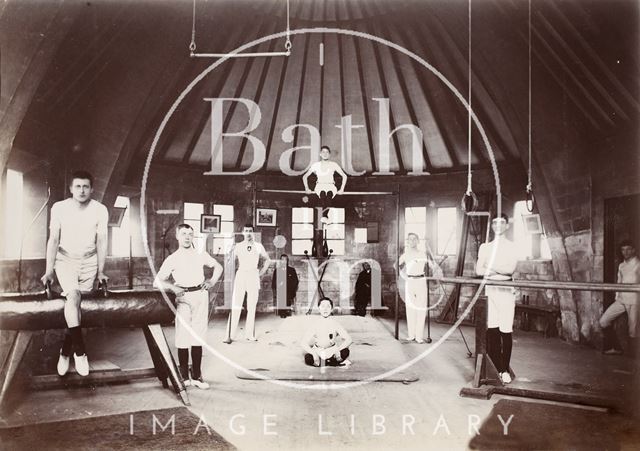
[408, 274, 426, 278]
[178, 284, 203, 292]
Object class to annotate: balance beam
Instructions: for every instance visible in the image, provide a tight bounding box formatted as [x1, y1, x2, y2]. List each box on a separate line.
[0, 289, 189, 410]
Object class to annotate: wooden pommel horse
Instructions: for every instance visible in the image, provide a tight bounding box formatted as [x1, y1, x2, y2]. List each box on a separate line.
[0, 286, 190, 410]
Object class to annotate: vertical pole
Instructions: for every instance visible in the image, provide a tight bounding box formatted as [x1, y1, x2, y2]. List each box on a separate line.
[394, 185, 400, 340]
[252, 178, 257, 228]
[426, 279, 432, 343]
[128, 234, 133, 289]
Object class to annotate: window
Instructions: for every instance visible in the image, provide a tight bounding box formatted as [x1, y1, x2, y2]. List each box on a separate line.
[183, 202, 205, 253]
[436, 207, 457, 255]
[212, 204, 234, 255]
[514, 201, 551, 260]
[405, 206, 427, 252]
[291, 207, 313, 255]
[111, 196, 130, 256]
[325, 207, 345, 256]
[3, 169, 23, 258]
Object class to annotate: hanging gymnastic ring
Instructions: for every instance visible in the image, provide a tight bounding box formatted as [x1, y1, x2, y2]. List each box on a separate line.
[525, 188, 535, 213]
[461, 191, 478, 213]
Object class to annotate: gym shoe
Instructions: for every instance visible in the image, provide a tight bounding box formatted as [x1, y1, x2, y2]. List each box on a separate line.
[501, 372, 512, 384]
[603, 348, 623, 355]
[403, 336, 415, 342]
[341, 359, 352, 367]
[191, 377, 210, 389]
[73, 353, 89, 376]
[415, 339, 426, 344]
[183, 379, 192, 387]
[57, 352, 70, 376]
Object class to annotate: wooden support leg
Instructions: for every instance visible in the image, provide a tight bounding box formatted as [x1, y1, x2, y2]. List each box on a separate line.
[0, 330, 34, 411]
[143, 325, 190, 406]
[143, 326, 169, 388]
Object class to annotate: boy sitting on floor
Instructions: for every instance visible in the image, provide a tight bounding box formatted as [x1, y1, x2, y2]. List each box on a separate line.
[301, 297, 353, 367]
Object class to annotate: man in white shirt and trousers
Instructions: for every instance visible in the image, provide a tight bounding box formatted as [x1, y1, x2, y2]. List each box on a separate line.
[41, 171, 108, 377]
[225, 224, 271, 343]
[476, 214, 519, 384]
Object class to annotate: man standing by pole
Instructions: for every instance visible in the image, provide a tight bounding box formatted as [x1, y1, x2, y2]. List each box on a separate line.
[41, 170, 108, 376]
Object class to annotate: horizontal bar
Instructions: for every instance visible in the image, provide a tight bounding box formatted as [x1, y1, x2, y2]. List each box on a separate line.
[259, 189, 395, 195]
[427, 276, 640, 292]
[191, 51, 291, 58]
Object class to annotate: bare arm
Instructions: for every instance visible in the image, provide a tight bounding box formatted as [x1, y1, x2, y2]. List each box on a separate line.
[41, 226, 60, 285]
[334, 164, 348, 193]
[96, 206, 109, 282]
[334, 321, 353, 351]
[302, 166, 314, 193]
[301, 327, 317, 355]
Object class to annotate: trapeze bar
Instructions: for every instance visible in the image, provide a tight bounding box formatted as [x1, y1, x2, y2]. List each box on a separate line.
[259, 189, 395, 195]
[190, 50, 291, 58]
[426, 276, 640, 293]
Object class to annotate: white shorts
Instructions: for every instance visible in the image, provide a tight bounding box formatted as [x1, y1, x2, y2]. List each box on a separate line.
[175, 290, 209, 348]
[55, 252, 98, 295]
[486, 286, 516, 333]
[314, 183, 337, 198]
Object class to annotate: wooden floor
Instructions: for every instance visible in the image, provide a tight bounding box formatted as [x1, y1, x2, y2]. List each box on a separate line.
[2, 314, 638, 450]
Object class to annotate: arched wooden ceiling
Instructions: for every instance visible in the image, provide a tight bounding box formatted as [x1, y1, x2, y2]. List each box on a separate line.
[2, 0, 638, 202]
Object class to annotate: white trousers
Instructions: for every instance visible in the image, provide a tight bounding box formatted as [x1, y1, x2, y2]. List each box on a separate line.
[175, 290, 209, 348]
[486, 286, 516, 333]
[230, 270, 260, 339]
[405, 278, 428, 340]
[600, 300, 638, 338]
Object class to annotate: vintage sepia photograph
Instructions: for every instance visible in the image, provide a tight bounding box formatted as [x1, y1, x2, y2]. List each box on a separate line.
[0, 0, 639, 449]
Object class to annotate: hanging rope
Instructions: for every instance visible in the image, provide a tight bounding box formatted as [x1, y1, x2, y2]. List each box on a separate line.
[462, 0, 477, 213]
[285, 0, 292, 51]
[525, 0, 535, 213]
[189, 0, 197, 54]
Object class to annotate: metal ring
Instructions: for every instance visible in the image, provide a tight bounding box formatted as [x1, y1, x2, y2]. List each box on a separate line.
[461, 191, 478, 213]
[525, 189, 535, 213]
[285, 40, 292, 51]
[189, 41, 196, 52]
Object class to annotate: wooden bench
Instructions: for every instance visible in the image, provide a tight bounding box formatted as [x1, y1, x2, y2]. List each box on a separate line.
[515, 301, 560, 338]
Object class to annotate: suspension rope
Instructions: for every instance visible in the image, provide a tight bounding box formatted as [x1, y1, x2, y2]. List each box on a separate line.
[461, 0, 477, 213]
[189, 0, 197, 54]
[285, 0, 292, 51]
[466, 0, 472, 195]
[526, 0, 535, 212]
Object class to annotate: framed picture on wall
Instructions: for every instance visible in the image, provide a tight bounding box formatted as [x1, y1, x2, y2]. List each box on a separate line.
[256, 208, 277, 227]
[522, 213, 543, 234]
[200, 214, 221, 233]
[108, 207, 127, 227]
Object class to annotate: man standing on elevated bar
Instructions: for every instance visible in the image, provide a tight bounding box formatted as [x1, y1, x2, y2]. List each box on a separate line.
[476, 214, 520, 384]
[41, 170, 108, 377]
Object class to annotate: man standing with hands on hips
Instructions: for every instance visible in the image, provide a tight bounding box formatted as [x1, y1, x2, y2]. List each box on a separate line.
[41, 171, 109, 377]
